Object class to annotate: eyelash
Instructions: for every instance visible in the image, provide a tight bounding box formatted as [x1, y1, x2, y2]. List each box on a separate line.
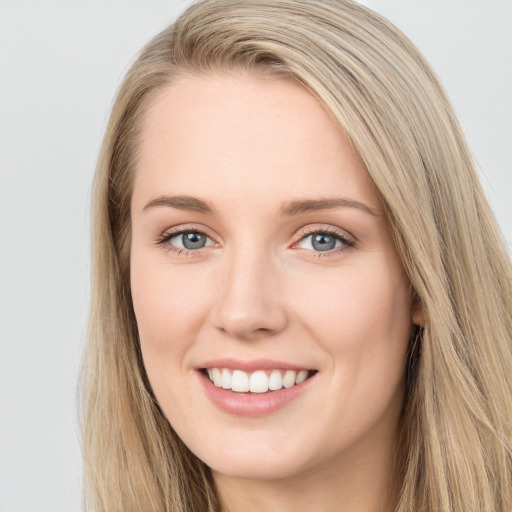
[156, 225, 354, 258]
[294, 227, 354, 257]
[156, 225, 217, 257]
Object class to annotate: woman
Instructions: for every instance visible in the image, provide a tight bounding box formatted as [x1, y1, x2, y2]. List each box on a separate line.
[80, 1, 512, 510]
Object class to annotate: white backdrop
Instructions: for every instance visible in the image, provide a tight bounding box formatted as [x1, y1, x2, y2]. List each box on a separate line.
[0, 2, 510, 511]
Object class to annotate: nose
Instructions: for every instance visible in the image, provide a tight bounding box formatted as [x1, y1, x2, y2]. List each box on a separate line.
[211, 249, 288, 340]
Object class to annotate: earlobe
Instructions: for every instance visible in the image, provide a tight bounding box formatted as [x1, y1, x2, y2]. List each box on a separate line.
[412, 304, 425, 327]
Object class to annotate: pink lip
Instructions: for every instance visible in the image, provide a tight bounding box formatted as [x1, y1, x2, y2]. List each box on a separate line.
[196, 366, 317, 417]
[197, 358, 311, 373]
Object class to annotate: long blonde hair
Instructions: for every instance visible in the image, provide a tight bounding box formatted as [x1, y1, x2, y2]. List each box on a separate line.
[81, 1, 512, 510]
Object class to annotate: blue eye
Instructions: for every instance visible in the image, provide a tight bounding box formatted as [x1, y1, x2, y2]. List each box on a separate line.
[297, 231, 350, 252]
[165, 231, 214, 250]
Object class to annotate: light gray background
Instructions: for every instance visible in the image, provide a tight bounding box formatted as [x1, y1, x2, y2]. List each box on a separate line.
[0, 1, 510, 511]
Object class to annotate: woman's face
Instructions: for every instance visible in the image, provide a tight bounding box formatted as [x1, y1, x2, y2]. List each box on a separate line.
[130, 73, 421, 481]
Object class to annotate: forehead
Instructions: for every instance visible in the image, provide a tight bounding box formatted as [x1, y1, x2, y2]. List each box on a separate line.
[132, 72, 379, 214]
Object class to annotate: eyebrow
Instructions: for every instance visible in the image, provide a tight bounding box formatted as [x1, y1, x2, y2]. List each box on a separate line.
[279, 197, 378, 217]
[142, 195, 378, 217]
[143, 195, 215, 213]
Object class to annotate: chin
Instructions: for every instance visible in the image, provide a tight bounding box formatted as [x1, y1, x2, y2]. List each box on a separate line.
[189, 433, 317, 481]
[208, 455, 307, 481]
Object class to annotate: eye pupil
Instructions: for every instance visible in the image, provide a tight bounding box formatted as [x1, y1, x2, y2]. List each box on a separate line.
[312, 233, 336, 251]
[182, 232, 206, 249]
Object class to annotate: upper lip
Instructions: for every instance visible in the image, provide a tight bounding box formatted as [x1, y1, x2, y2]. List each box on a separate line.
[197, 358, 314, 372]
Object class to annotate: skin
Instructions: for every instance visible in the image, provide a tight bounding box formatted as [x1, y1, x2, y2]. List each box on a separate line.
[130, 72, 424, 512]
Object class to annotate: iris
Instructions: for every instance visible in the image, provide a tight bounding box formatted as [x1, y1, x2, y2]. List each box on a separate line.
[311, 233, 337, 251]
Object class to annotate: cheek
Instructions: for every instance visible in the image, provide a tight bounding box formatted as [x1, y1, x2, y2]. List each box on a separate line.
[299, 263, 410, 329]
[130, 258, 214, 418]
[130, 251, 212, 369]
[293, 260, 413, 382]
[293, 264, 413, 445]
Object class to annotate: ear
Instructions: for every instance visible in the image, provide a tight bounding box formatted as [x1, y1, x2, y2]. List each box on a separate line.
[412, 302, 425, 327]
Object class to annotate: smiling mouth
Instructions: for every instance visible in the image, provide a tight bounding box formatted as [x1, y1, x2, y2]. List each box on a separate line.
[201, 368, 317, 394]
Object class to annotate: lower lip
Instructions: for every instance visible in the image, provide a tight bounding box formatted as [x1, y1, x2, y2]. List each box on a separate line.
[197, 371, 316, 417]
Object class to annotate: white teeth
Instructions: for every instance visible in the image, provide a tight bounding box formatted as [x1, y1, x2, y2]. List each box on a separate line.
[221, 368, 231, 389]
[212, 368, 222, 387]
[282, 370, 296, 388]
[268, 369, 283, 390]
[205, 368, 312, 393]
[249, 370, 269, 393]
[231, 370, 250, 392]
[296, 370, 308, 384]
